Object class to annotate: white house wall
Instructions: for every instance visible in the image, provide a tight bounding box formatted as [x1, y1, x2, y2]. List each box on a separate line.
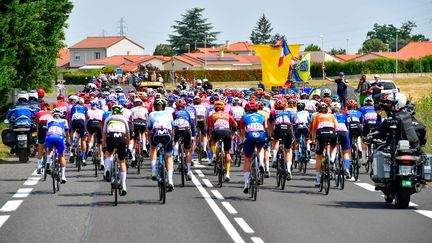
[69, 48, 106, 68]
[141, 59, 165, 70]
[107, 39, 144, 56]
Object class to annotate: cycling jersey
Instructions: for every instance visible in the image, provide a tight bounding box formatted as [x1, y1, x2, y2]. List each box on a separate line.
[230, 106, 245, 122]
[334, 112, 350, 151]
[346, 109, 363, 123]
[208, 111, 237, 132]
[53, 101, 68, 109]
[35, 110, 53, 125]
[45, 118, 69, 154]
[87, 109, 104, 121]
[241, 112, 268, 157]
[293, 110, 311, 126]
[69, 104, 88, 122]
[173, 109, 196, 136]
[311, 113, 337, 133]
[194, 104, 208, 122]
[103, 115, 129, 134]
[360, 105, 377, 124]
[164, 106, 175, 116]
[147, 110, 174, 132]
[185, 105, 197, 124]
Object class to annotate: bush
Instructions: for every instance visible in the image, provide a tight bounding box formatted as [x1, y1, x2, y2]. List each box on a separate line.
[416, 94, 432, 153]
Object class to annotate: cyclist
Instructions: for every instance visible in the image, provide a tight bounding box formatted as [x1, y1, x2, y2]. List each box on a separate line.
[45, 108, 70, 183]
[208, 101, 238, 182]
[119, 98, 134, 165]
[292, 102, 311, 167]
[102, 105, 130, 196]
[35, 102, 53, 174]
[346, 99, 364, 165]
[257, 100, 271, 177]
[331, 102, 351, 178]
[147, 98, 175, 191]
[194, 96, 209, 160]
[311, 103, 338, 187]
[269, 99, 294, 179]
[53, 95, 68, 109]
[359, 97, 378, 164]
[69, 97, 88, 166]
[173, 99, 196, 180]
[298, 92, 315, 114]
[184, 96, 197, 158]
[86, 101, 105, 170]
[131, 98, 149, 166]
[240, 100, 268, 193]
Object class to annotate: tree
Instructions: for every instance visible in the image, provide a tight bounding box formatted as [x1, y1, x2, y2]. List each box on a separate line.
[153, 44, 174, 56]
[168, 8, 220, 54]
[304, 44, 321, 51]
[361, 38, 388, 53]
[0, 0, 73, 115]
[269, 33, 283, 44]
[250, 14, 273, 44]
[330, 48, 346, 55]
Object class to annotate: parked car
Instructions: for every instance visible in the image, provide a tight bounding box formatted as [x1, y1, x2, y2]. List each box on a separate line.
[367, 80, 399, 94]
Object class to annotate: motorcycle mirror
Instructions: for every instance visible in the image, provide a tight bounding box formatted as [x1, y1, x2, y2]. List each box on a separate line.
[4, 119, 9, 124]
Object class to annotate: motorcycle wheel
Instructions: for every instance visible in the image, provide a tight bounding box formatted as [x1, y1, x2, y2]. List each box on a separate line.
[395, 189, 411, 209]
[18, 148, 29, 163]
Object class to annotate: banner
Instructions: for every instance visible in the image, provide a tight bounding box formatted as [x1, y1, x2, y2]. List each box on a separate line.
[253, 44, 301, 87]
[292, 53, 311, 82]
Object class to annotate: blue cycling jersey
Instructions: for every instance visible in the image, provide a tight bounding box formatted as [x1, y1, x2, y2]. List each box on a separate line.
[334, 112, 349, 132]
[69, 104, 88, 122]
[359, 105, 377, 123]
[346, 109, 363, 123]
[185, 105, 197, 122]
[173, 109, 196, 136]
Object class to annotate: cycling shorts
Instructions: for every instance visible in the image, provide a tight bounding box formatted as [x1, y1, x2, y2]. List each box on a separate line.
[362, 121, 376, 137]
[315, 128, 337, 156]
[197, 120, 205, 134]
[106, 132, 127, 160]
[87, 120, 102, 144]
[243, 131, 268, 157]
[336, 131, 350, 151]
[273, 124, 293, 149]
[37, 123, 47, 144]
[45, 135, 66, 155]
[349, 122, 363, 137]
[174, 128, 192, 150]
[294, 124, 310, 140]
[71, 120, 86, 138]
[211, 130, 232, 152]
[150, 129, 173, 155]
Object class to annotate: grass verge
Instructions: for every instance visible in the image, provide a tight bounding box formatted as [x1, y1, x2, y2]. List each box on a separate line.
[415, 94, 432, 153]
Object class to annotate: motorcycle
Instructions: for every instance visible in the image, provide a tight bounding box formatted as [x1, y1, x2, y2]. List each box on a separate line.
[369, 117, 430, 209]
[2, 115, 35, 163]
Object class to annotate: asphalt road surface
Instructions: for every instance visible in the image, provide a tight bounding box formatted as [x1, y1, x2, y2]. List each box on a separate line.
[1, 153, 431, 243]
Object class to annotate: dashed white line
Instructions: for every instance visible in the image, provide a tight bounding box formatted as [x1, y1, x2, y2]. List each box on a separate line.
[251, 237, 265, 243]
[0, 215, 10, 228]
[12, 188, 33, 198]
[23, 177, 41, 186]
[415, 210, 432, 219]
[234, 217, 254, 234]
[0, 200, 23, 212]
[221, 201, 238, 214]
[202, 179, 214, 188]
[211, 190, 225, 200]
[195, 170, 205, 177]
[190, 173, 245, 243]
[354, 182, 376, 192]
[31, 169, 39, 176]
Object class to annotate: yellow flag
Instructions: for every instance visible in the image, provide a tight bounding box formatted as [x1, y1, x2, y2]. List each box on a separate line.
[253, 44, 301, 87]
[296, 53, 311, 82]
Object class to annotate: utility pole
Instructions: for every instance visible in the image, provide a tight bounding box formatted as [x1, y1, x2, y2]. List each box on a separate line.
[118, 17, 127, 36]
[320, 35, 324, 80]
[101, 29, 106, 37]
[346, 38, 349, 53]
[396, 31, 398, 78]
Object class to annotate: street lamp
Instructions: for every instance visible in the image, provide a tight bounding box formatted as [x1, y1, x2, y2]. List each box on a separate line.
[186, 43, 190, 53]
[320, 35, 324, 80]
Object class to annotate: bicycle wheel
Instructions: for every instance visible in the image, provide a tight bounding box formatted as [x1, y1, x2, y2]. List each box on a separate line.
[281, 165, 287, 190]
[301, 140, 308, 174]
[276, 149, 282, 187]
[159, 161, 166, 204]
[113, 160, 119, 206]
[197, 131, 203, 165]
[180, 143, 185, 187]
[340, 160, 345, 190]
[334, 151, 340, 188]
[76, 149, 82, 172]
[253, 159, 259, 201]
[94, 146, 98, 177]
[353, 147, 359, 181]
[218, 155, 224, 188]
[364, 145, 371, 173]
[324, 161, 331, 195]
[51, 165, 57, 194]
[43, 156, 48, 181]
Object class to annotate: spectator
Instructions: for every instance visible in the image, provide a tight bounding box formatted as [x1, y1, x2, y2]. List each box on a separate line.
[324, 71, 349, 110]
[356, 74, 368, 106]
[258, 80, 265, 90]
[151, 71, 157, 82]
[368, 74, 383, 100]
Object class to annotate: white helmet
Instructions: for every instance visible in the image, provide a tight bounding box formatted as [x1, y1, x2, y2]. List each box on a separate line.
[28, 90, 38, 101]
[69, 95, 79, 102]
[17, 92, 29, 103]
[385, 93, 407, 111]
[322, 88, 331, 97]
[330, 102, 341, 110]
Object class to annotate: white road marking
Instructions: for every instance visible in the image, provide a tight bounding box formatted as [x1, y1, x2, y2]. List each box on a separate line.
[31, 169, 39, 176]
[190, 173, 245, 243]
[415, 210, 432, 220]
[309, 159, 316, 165]
[211, 190, 224, 200]
[12, 188, 33, 198]
[202, 179, 214, 188]
[0, 200, 24, 212]
[354, 182, 377, 192]
[195, 170, 205, 177]
[0, 215, 10, 228]
[221, 201, 238, 214]
[23, 177, 41, 186]
[192, 161, 206, 168]
[251, 237, 265, 243]
[346, 177, 360, 182]
[234, 217, 254, 234]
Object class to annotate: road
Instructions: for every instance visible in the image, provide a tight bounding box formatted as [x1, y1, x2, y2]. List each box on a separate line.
[1, 154, 431, 243]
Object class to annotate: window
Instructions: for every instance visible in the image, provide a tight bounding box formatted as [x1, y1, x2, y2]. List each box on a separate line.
[74, 54, 80, 61]
[95, 52, 101, 59]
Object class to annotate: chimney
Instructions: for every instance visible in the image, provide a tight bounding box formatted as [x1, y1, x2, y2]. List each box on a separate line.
[220, 51, 224, 57]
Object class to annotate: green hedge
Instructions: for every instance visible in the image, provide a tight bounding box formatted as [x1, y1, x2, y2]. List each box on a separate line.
[159, 69, 262, 82]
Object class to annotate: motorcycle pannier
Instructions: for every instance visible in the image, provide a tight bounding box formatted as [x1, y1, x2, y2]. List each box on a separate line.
[420, 154, 432, 181]
[1, 128, 16, 147]
[372, 151, 391, 180]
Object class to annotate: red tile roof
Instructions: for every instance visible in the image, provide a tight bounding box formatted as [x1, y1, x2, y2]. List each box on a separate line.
[70, 36, 144, 49]
[397, 41, 432, 60]
[164, 56, 202, 67]
[56, 48, 70, 67]
[370, 52, 397, 59]
[85, 55, 168, 67]
[226, 42, 253, 52]
[119, 63, 139, 72]
[334, 54, 361, 61]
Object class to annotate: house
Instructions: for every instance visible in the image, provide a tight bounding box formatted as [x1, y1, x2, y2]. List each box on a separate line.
[353, 52, 397, 62]
[334, 54, 361, 62]
[83, 55, 170, 72]
[396, 41, 432, 60]
[299, 51, 343, 63]
[69, 36, 144, 68]
[193, 41, 255, 56]
[56, 48, 70, 69]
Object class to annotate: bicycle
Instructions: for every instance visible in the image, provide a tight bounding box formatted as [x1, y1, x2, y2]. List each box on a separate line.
[333, 137, 345, 190]
[298, 131, 309, 174]
[157, 143, 167, 204]
[350, 134, 361, 181]
[196, 128, 204, 165]
[248, 143, 261, 201]
[110, 152, 120, 206]
[364, 125, 376, 173]
[70, 134, 83, 172]
[214, 139, 225, 188]
[275, 138, 288, 190]
[233, 130, 243, 167]
[135, 133, 145, 174]
[319, 140, 332, 195]
[91, 134, 99, 177]
[50, 144, 61, 194]
[177, 137, 187, 187]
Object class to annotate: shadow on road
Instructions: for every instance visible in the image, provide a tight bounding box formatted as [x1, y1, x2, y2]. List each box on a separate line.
[316, 201, 402, 210]
[57, 199, 161, 208]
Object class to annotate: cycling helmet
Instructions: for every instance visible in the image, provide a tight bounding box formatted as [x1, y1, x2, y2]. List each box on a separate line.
[405, 102, 415, 116]
[78, 97, 85, 104]
[322, 88, 331, 97]
[40, 101, 50, 109]
[383, 93, 407, 111]
[69, 95, 79, 102]
[225, 95, 234, 104]
[232, 97, 241, 105]
[214, 101, 225, 111]
[102, 91, 110, 98]
[187, 91, 195, 98]
[311, 89, 321, 98]
[52, 108, 64, 117]
[118, 98, 128, 107]
[330, 102, 341, 110]
[134, 98, 143, 106]
[90, 101, 99, 108]
[323, 97, 332, 106]
[57, 95, 65, 101]
[180, 90, 187, 97]
[28, 90, 38, 102]
[193, 96, 201, 105]
[347, 99, 358, 109]
[287, 99, 296, 106]
[274, 100, 286, 110]
[175, 99, 187, 108]
[36, 88, 45, 98]
[128, 89, 136, 94]
[300, 92, 308, 99]
[320, 102, 328, 112]
[17, 92, 29, 103]
[185, 97, 193, 104]
[297, 102, 306, 111]
[245, 100, 259, 111]
[209, 95, 220, 104]
[168, 95, 178, 104]
[114, 86, 123, 93]
[111, 104, 124, 114]
[153, 98, 167, 110]
[364, 96, 374, 105]
[330, 94, 340, 102]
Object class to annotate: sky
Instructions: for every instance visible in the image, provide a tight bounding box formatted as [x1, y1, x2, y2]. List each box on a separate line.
[65, 0, 432, 54]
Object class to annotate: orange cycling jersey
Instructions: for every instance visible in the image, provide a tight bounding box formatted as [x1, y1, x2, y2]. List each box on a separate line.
[208, 111, 237, 131]
[311, 113, 337, 134]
